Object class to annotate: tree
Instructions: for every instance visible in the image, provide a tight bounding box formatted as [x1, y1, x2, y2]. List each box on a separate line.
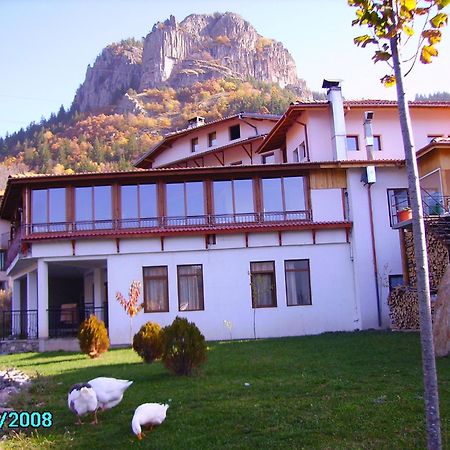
[349, 1, 448, 448]
[116, 280, 143, 345]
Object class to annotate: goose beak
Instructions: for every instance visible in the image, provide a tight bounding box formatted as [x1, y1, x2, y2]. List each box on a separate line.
[137, 432, 143, 440]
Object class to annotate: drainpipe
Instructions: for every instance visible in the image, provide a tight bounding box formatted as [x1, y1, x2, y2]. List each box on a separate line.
[363, 111, 382, 327]
[294, 120, 310, 161]
[238, 112, 258, 136]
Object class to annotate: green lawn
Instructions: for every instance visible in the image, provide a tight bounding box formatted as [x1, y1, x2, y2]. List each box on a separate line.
[0, 331, 449, 449]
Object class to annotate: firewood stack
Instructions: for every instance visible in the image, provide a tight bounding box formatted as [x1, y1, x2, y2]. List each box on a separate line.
[388, 228, 448, 330]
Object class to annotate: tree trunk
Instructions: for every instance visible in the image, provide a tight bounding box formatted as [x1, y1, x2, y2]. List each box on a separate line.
[390, 35, 442, 449]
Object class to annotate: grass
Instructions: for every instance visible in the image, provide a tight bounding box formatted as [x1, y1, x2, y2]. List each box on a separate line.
[0, 331, 449, 449]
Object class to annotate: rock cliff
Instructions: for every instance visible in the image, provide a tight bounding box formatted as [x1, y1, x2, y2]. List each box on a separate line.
[73, 12, 309, 113]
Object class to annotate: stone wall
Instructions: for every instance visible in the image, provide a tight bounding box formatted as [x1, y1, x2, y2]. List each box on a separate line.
[0, 340, 39, 354]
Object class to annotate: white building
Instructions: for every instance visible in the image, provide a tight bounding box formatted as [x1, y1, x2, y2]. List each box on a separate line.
[1, 81, 449, 350]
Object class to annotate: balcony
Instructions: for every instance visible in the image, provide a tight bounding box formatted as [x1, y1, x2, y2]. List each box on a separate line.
[21, 210, 313, 237]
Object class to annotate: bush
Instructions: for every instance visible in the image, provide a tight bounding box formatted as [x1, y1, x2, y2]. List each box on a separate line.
[78, 315, 110, 358]
[161, 317, 207, 376]
[132, 321, 163, 363]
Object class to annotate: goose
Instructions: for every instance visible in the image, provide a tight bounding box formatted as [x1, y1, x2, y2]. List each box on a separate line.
[88, 377, 133, 411]
[67, 383, 98, 425]
[131, 403, 169, 440]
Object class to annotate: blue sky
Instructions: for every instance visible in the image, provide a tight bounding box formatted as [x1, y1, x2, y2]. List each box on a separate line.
[0, 0, 449, 138]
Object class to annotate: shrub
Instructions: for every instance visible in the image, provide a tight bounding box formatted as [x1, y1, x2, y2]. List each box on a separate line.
[161, 317, 207, 376]
[78, 315, 110, 358]
[133, 321, 163, 363]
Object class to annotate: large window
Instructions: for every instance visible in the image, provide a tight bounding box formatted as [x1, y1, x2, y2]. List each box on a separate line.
[213, 179, 255, 222]
[285, 260, 311, 306]
[31, 188, 66, 232]
[121, 184, 157, 228]
[75, 186, 112, 230]
[387, 188, 409, 226]
[143, 266, 169, 312]
[250, 261, 277, 308]
[261, 177, 306, 220]
[177, 265, 204, 311]
[166, 182, 205, 225]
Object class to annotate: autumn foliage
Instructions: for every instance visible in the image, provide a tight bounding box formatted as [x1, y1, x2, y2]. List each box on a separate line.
[78, 314, 110, 358]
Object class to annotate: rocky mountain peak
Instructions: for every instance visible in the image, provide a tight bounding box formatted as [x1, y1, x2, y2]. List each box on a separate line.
[73, 12, 310, 113]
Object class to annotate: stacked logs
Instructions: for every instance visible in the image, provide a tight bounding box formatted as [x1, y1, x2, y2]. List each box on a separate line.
[388, 228, 447, 330]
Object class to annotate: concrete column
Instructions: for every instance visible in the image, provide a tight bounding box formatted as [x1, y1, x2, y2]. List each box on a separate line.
[12, 279, 20, 310]
[93, 268, 102, 308]
[27, 271, 38, 338]
[37, 261, 48, 339]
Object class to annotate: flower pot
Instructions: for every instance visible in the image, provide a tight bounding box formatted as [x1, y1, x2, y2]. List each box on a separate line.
[398, 209, 412, 222]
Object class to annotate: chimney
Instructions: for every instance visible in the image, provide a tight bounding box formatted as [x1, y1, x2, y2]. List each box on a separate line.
[322, 79, 347, 161]
[187, 116, 205, 129]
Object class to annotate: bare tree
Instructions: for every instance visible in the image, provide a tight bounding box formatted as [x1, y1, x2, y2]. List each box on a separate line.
[348, 1, 449, 448]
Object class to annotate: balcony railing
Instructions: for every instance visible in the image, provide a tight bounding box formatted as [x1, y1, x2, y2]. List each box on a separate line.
[24, 210, 312, 235]
[0, 309, 38, 340]
[48, 304, 108, 338]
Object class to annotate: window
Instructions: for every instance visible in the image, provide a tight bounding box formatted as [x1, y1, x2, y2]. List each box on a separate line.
[387, 188, 409, 226]
[262, 153, 275, 164]
[166, 182, 205, 225]
[208, 131, 216, 147]
[75, 186, 112, 230]
[121, 184, 157, 228]
[177, 265, 204, 311]
[213, 179, 254, 222]
[191, 137, 199, 153]
[373, 135, 382, 151]
[143, 266, 169, 312]
[293, 148, 299, 163]
[261, 177, 306, 220]
[293, 142, 307, 162]
[250, 261, 277, 308]
[31, 188, 66, 232]
[388, 274, 404, 292]
[0, 250, 6, 271]
[346, 135, 359, 151]
[229, 124, 241, 140]
[285, 260, 311, 306]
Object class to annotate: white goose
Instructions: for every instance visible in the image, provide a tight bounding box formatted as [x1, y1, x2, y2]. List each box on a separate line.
[67, 383, 98, 425]
[88, 377, 133, 411]
[131, 403, 169, 440]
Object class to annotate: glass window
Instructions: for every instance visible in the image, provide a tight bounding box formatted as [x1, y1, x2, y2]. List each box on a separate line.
[250, 261, 276, 308]
[262, 178, 283, 212]
[389, 274, 404, 292]
[75, 187, 93, 222]
[284, 177, 306, 211]
[346, 136, 359, 151]
[293, 148, 299, 163]
[48, 188, 66, 223]
[166, 183, 185, 217]
[285, 260, 311, 306]
[31, 190, 48, 224]
[374, 135, 382, 151]
[262, 153, 275, 164]
[121, 185, 138, 220]
[143, 266, 169, 312]
[186, 182, 204, 216]
[94, 186, 112, 221]
[140, 184, 157, 219]
[31, 188, 67, 232]
[121, 184, 157, 227]
[191, 137, 199, 153]
[229, 124, 241, 140]
[234, 179, 254, 214]
[213, 181, 233, 215]
[208, 131, 216, 147]
[387, 188, 409, 226]
[177, 265, 204, 311]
